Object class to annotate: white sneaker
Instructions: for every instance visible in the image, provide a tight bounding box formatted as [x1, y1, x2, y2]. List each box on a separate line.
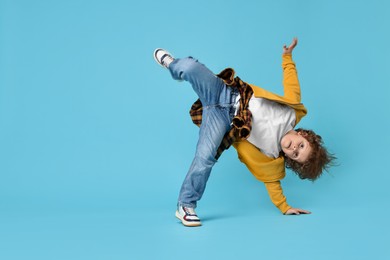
[175, 206, 202, 227]
[153, 48, 175, 68]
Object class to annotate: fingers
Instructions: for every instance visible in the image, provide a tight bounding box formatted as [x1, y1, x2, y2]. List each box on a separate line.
[298, 209, 311, 214]
[288, 38, 298, 50]
[283, 38, 298, 54]
[292, 209, 311, 215]
[285, 208, 311, 215]
[291, 37, 298, 48]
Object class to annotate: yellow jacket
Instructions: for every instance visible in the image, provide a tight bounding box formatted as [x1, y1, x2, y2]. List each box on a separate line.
[232, 54, 307, 213]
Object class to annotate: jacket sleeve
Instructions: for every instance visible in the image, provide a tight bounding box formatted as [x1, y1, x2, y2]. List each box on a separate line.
[233, 141, 290, 213]
[233, 140, 286, 182]
[264, 181, 291, 213]
[282, 54, 301, 103]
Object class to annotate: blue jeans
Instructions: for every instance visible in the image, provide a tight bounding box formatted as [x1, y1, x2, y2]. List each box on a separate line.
[169, 57, 238, 208]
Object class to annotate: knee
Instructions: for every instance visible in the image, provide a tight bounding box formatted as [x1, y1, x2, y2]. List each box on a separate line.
[195, 152, 217, 167]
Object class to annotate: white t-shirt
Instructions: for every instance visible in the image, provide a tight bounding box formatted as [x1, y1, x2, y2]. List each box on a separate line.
[246, 97, 296, 158]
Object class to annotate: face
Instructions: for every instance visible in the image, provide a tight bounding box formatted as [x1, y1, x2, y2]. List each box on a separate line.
[281, 130, 312, 163]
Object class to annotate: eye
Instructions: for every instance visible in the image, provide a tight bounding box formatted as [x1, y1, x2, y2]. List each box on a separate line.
[300, 143, 304, 149]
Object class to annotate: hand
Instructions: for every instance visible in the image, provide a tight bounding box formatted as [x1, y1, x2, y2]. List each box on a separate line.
[283, 37, 298, 54]
[284, 207, 311, 215]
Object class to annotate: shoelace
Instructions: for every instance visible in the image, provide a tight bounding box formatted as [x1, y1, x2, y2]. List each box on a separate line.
[183, 207, 196, 215]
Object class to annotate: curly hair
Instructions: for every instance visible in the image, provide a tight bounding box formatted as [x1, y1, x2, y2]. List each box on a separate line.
[283, 128, 336, 181]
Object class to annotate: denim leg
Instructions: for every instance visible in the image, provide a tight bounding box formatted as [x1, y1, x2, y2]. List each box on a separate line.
[169, 57, 229, 106]
[169, 56, 236, 208]
[178, 106, 232, 208]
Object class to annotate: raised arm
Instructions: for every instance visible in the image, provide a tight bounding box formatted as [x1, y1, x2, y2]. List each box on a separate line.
[281, 38, 302, 103]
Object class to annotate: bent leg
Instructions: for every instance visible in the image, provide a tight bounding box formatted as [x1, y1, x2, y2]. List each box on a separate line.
[169, 57, 226, 106]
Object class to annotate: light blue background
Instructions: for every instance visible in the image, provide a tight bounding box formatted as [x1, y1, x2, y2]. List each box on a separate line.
[1, 0, 389, 259]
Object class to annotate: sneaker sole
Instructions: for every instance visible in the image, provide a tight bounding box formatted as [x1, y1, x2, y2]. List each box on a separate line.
[153, 48, 168, 68]
[175, 211, 202, 227]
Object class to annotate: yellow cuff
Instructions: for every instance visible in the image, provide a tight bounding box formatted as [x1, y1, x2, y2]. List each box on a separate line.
[278, 202, 291, 214]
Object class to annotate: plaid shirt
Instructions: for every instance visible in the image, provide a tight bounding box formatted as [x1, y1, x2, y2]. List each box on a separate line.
[189, 68, 254, 160]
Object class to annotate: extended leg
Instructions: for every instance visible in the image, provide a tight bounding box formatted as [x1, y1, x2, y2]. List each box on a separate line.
[178, 106, 232, 208]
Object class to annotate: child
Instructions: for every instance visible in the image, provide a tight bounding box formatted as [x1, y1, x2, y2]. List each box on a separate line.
[153, 38, 335, 227]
